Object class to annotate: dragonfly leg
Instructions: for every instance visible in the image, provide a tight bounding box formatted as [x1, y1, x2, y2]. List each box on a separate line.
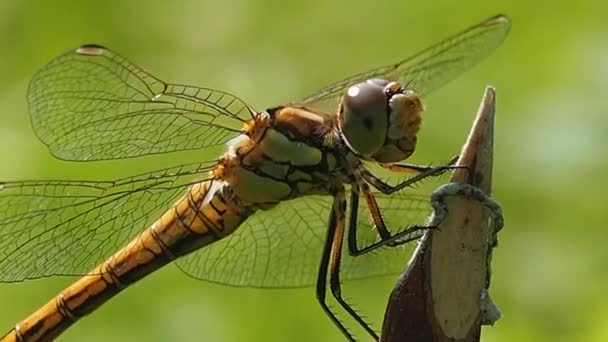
[380, 154, 459, 175]
[347, 183, 430, 256]
[366, 156, 466, 195]
[317, 188, 379, 341]
[349, 180, 504, 256]
[329, 189, 380, 340]
[317, 188, 357, 341]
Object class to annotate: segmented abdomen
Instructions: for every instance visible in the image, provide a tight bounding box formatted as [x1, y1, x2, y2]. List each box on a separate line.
[1, 179, 250, 342]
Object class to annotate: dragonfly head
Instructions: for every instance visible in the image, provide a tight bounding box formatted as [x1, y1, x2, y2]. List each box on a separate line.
[338, 79, 423, 163]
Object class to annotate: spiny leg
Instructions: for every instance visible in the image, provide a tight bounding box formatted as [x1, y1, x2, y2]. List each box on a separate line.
[350, 157, 468, 250]
[349, 181, 504, 256]
[316, 188, 357, 341]
[380, 155, 460, 175]
[348, 183, 429, 256]
[359, 182, 391, 241]
[381, 162, 434, 174]
[380, 156, 460, 176]
[365, 154, 465, 195]
[363, 163, 461, 195]
[346, 186, 362, 254]
[328, 189, 379, 340]
[323, 184, 499, 340]
[342, 156, 460, 254]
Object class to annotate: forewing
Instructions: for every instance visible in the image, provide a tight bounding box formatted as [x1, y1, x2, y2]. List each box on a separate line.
[0, 162, 214, 282]
[300, 15, 510, 112]
[28, 45, 252, 161]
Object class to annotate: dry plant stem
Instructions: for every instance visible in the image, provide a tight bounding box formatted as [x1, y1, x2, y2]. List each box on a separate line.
[380, 86, 502, 342]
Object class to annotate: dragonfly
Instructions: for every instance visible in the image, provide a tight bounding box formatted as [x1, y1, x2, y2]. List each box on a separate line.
[0, 15, 509, 342]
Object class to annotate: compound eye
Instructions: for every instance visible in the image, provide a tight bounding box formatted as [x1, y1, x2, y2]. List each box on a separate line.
[366, 78, 390, 88]
[339, 80, 389, 156]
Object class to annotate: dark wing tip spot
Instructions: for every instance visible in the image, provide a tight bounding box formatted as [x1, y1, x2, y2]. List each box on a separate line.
[76, 44, 107, 56]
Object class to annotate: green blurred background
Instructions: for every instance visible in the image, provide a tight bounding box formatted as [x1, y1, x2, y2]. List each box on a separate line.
[1, 0, 607, 341]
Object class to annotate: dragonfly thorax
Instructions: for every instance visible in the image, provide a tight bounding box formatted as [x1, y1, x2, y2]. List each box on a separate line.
[338, 79, 423, 163]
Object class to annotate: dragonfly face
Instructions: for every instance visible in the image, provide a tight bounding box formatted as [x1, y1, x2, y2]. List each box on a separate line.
[338, 79, 422, 162]
[0, 15, 510, 342]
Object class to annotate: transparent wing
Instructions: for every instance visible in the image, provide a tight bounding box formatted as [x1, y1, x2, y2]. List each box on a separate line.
[176, 173, 440, 288]
[177, 195, 332, 287]
[300, 15, 510, 111]
[28, 45, 253, 161]
[0, 162, 214, 282]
